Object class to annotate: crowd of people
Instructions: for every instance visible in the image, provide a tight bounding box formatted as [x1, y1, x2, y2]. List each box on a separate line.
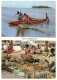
[3, 40, 55, 60]
[16, 11, 49, 22]
[21, 43, 55, 61]
[16, 11, 32, 21]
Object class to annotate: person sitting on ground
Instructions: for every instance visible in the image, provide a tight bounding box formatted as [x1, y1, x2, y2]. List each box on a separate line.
[7, 44, 13, 56]
[31, 46, 40, 54]
[35, 44, 42, 54]
[46, 13, 49, 22]
[10, 40, 13, 48]
[51, 43, 55, 49]
[21, 44, 31, 61]
[50, 44, 55, 56]
[6, 40, 10, 50]
[25, 44, 30, 55]
[38, 44, 41, 49]
[30, 46, 36, 54]
[21, 44, 36, 61]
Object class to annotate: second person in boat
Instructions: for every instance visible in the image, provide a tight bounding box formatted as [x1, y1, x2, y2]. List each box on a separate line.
[22, 13, 33, 22]
[19, 12, 23, 20]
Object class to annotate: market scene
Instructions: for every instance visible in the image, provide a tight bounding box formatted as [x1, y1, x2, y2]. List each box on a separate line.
[1, 40, 56, 79]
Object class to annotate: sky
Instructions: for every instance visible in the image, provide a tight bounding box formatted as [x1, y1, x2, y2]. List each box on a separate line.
[2, 1, 56, 8]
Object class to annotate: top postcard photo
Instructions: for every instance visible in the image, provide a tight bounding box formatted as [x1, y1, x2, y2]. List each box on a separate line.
[2, 1, 56, 37]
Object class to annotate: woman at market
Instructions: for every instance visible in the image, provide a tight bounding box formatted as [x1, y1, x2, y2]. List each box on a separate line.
[50, 44, 55, 56]
[21, 44, 31, 60]
[6, 40, 10, 50]
[30, 46, 37, 54]
[21, 44, 35, 61]
[7, 43, 13, 56]
[34, 44, 41, 54]
[10, 40, 13, 48]
[38, 44, 42, 49]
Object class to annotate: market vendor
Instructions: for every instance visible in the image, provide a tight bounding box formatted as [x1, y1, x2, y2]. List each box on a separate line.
[10, 40, 13, 48]
[50, 44, 55, 56]
[7, 43, 13, 56]
[21, 44, 35, 61]
[51, 44, 55, 54]
[6, 40, 10, 50]
[25, 44, 30, 55]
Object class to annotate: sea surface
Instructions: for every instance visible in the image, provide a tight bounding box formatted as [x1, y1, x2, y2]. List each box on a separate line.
[2, 8, 56, 37]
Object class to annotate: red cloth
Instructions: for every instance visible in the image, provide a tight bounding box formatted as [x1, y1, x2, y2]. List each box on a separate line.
[38, 46, 41, 49]
[7, 46, 13, 54]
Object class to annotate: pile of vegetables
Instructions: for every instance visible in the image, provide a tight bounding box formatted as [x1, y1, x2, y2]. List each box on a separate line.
[26, 57, 40, 63]
[24, 70, 55, 79]
[49, 61, 56, 72]
[1, 55, 56, 79]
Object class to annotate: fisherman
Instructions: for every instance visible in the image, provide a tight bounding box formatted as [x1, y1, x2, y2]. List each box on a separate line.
[16, 11, 20, 20]
[22, 13, 32, 22]
[26, 14, 29, 21]
[19, 12, 23, 20]
[46, 13, 49, 22]
[22, 13, 27, 22]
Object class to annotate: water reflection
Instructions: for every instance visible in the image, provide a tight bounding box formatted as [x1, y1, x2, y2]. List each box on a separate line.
[16, 27, 26, 37]
[9, 21, 50, 37]
[9, 24, 26, 37]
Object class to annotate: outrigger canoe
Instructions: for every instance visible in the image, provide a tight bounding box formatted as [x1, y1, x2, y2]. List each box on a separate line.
[8, 19, 47, 25]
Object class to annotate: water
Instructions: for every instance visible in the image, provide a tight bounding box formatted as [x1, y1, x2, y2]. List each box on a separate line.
[2, 8, 56, 37]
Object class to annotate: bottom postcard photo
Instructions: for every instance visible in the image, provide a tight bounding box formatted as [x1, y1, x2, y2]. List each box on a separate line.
[1, 40, 56, 79]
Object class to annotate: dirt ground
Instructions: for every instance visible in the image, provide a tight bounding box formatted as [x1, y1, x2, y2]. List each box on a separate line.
[2, 70, 23, 78]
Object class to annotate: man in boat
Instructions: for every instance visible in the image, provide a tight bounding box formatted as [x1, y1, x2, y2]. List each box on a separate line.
[16, 11, 23, 20]
[26, 15, 29, 21]
[22, 13, 27, 22]
[22, 13, 33, 22]
[16, 11, 20, 20]
[46, 13, 49, 22]
[19, 12, 23, 20]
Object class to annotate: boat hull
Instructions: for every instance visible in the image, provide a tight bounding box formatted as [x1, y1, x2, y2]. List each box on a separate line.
[8, 19, 46, 25]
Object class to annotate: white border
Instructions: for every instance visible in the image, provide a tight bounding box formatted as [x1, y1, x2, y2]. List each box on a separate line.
[0, 0, 57, 80]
